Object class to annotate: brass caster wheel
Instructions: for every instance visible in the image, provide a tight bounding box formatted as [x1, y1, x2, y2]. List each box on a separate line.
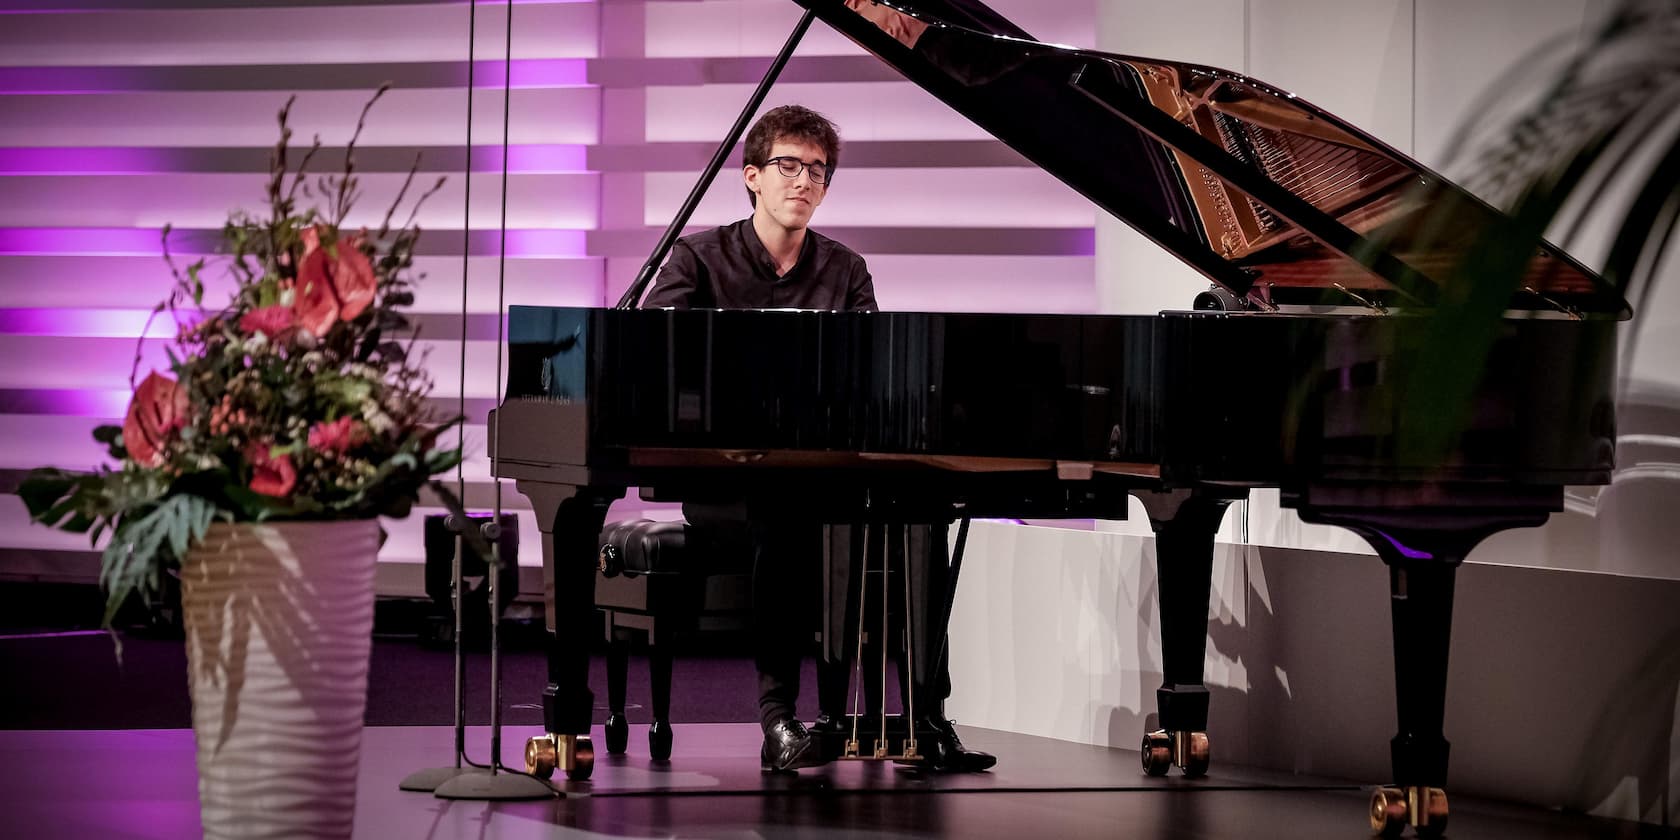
[1179, 731, 1210, 778]
[1369, 786, 1446, 837]
[525, 734, 558, 780]
[1141, 730, 1172, 776]
[1415, 787, 1449, 838]
[563, 735, 595, 781]
[1370, 787, 1408, 838]
[604, 714, 629, 755]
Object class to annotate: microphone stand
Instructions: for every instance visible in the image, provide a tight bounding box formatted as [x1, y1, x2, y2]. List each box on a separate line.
[435, 0, 555, 801]
[397, 515, 487, 792]
[434, 519, 555, 800]
[399, 0, 487, 796]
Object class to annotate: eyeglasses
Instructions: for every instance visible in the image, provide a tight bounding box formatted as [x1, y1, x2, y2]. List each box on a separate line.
[762, 155, 832, 185]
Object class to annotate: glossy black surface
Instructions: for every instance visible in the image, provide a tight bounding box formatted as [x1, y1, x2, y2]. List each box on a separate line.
[804, 0, 1629, 315]
[500, 306, 1616, 491]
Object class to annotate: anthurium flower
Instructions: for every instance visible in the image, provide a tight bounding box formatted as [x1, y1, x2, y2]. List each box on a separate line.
[295, 226, 377, 332]
[331, 235, 377, 321]
[245, 443, 297, 498]
[293, 256, 340, 337]
[123, 372, 190, 467]
[238, 304, 293, 338]
[308, 416, 363, 455]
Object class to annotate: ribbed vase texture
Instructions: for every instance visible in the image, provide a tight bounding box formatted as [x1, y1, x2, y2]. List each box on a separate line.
[180, 520, 381, 840]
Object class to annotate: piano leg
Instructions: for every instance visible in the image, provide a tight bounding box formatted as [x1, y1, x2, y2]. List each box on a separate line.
[1137, 491, 1233, 778]
[516, 481, 622, 782]
[1295, 503, 1552, 838]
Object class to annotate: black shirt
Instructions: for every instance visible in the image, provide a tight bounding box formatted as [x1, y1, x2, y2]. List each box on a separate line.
[642, 218, 876, 311]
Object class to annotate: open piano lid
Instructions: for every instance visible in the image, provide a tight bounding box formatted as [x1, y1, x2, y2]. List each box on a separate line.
[802, 0, 1630, 318]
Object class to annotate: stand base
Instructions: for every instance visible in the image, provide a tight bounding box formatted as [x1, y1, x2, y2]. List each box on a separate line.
[433, 769, 559, 801]
[397, 766, 486, 792]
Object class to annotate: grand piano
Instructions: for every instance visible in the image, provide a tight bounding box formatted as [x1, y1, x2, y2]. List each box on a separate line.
[490, 0, 1627, 834]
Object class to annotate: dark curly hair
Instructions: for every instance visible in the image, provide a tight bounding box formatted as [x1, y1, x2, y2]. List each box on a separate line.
[743, 104, 840, 206]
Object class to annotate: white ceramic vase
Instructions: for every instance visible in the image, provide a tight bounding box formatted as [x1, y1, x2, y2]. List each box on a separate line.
[179, 519, 381, 839]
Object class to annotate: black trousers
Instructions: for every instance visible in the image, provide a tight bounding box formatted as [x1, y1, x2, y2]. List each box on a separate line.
[747, 511, 822, 730]
[698, 500, 958, 732]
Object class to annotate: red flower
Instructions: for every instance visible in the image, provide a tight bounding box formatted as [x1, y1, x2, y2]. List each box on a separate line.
[293, 250, 339, 337]
[307, 416, 363, 455]
[332, 234, 377, 321]
[292, 226, 377, 335]
[238, 304, 293, 338]
[123, 372, 190, 467]
[245, 442, 297, 498]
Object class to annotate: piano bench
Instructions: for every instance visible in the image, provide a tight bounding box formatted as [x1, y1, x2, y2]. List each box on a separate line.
[595, 517, 751, 760]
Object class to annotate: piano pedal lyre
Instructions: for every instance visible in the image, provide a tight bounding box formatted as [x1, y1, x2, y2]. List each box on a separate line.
[836, 520, 929, 764]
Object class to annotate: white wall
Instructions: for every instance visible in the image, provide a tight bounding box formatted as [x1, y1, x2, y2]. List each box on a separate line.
[947, 519, 1680, 824]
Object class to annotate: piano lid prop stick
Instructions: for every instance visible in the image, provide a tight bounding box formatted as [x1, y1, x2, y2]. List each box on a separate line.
[616, 9, 816, 309]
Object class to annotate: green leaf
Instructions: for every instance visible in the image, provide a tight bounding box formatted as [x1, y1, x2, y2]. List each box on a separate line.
[18, 471, 78, 521]
[187, 261, 206, 306]
[97, 494, 214, 628]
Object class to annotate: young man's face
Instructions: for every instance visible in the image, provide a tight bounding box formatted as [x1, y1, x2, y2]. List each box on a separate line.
[745, 138, 829, 233]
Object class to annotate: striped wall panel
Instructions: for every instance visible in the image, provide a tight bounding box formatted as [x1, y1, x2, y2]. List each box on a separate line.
[0, 0, 1100, 592]
[0, 0, 603, 587]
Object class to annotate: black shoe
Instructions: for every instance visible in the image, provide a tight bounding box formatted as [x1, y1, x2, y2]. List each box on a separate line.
[925, 716, 996, 773]
[760, 718, 826, 773]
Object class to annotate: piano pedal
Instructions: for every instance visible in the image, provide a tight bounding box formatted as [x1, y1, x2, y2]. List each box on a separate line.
[820, 715, 930, 763]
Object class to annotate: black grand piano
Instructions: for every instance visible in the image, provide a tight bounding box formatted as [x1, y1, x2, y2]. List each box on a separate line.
[490, 1, 1627, 834]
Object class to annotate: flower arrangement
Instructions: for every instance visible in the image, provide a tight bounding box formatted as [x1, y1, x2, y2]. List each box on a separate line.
[20, 89, 466, 626]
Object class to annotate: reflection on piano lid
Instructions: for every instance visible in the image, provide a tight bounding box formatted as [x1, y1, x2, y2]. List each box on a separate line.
[812, 0, 1629, 318]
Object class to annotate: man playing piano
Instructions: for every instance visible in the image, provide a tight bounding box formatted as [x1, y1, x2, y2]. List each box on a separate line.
[643, 104, 993, 774]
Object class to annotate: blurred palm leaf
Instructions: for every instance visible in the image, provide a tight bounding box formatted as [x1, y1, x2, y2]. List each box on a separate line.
[1398, 0, 1679, 464]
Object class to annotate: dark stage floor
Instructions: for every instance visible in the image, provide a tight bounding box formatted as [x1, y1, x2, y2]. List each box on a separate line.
[4, 607, 1678, 839]
[3, 724, 1675, 840]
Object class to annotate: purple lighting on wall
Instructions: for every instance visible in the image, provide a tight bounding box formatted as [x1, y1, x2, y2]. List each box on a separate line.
[0, 228, 589, 258]
[0, 146, 587, 175]
[0, 227, 171, 255]
[0, 148, 172, 175]
[0, 308, 184, 337]
[0, 389, 129, 419]
[502, 229, 588, 258]
[0, 59, 587, 95]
